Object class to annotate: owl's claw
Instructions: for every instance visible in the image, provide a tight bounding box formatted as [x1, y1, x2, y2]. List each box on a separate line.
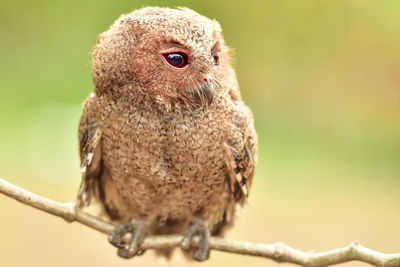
[181, 219, 210, 261]
[108, 221, 147, 259]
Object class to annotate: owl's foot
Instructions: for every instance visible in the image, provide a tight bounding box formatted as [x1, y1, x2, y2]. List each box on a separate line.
[108, 221, 147, 259]
[181, 219, 210, 261]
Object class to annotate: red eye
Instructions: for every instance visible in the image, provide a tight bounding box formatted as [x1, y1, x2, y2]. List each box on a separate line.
[161, 51, 189, 69]
[213, 54, 219, 66]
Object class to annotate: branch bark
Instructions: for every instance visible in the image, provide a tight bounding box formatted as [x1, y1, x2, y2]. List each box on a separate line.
[0, 177, 399, 267]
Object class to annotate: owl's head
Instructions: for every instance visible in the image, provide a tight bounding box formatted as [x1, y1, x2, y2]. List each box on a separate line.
[92, 7, 234, 108]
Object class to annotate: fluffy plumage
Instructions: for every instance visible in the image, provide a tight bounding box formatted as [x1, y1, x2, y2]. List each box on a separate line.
[77, 6, 257, 258]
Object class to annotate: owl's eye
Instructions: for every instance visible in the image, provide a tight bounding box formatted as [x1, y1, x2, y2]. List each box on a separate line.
[213, 54, 220, 66]
[161, 51, 189, 69]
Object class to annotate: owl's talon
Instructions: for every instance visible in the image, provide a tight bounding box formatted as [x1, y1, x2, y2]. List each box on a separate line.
[181, 220, 210, 261]
[117, 247, 145, 259]
[108, 221, 147, 258]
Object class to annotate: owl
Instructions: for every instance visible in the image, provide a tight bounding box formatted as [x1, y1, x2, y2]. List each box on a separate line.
[77, 6, 257, 261]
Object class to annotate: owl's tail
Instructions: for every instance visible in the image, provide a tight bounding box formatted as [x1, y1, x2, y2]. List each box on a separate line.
[154, 247, 175, 259]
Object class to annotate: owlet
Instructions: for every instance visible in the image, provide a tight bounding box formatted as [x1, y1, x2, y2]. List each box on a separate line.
[77, 6, 257, 261]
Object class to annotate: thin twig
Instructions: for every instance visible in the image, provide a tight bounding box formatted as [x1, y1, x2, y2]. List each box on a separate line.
[0, 177, 399, 267]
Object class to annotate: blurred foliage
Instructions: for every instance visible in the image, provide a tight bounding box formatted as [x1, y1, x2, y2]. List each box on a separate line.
[0, 1, 399, 267]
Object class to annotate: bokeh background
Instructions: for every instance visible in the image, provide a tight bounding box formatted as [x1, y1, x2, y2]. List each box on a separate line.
[0, 0, 399, 266]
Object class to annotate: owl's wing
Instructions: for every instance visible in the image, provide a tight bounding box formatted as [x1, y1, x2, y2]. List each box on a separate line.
[77, 94, 103, 208]
[224, 101, 258, 205]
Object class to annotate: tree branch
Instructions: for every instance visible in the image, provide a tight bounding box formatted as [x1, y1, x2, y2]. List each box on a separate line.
[0, 177, 399, 267]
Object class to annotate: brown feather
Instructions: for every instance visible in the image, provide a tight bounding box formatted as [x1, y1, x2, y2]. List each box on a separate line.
[77, 6, 258, 253]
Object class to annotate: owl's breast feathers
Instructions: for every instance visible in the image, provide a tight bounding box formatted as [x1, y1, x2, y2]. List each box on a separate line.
[78, 92, 257, 233]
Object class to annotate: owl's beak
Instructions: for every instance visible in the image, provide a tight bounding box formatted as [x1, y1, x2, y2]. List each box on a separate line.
[203, 75, 212, 83]
[187, 75, 217, 107]
[201, 80, 214, 106]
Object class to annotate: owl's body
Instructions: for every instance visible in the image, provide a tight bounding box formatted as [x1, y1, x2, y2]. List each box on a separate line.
[78, 7, 257, 260]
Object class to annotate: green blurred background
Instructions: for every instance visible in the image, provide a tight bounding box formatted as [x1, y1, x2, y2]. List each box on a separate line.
[0, 0, 399, 266]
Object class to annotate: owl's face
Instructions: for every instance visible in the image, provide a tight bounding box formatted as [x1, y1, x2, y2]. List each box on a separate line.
[92, 7, 231, 108]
